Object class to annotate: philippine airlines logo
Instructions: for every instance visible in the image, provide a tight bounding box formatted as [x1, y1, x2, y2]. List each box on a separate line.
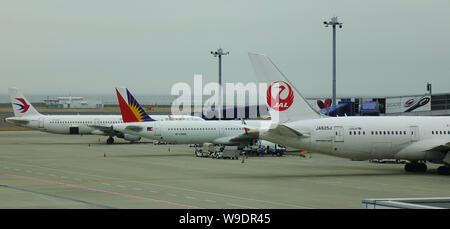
[266, 81, 294, 111]
[14, 98, 30, 113]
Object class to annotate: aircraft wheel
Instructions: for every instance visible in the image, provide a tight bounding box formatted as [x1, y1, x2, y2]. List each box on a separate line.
[106, 137, 114, 144]
[437, 166, 450, 175]
[405, 162, 427, 173]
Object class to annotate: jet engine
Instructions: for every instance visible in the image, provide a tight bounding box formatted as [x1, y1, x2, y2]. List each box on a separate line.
[117, 133, 141, 142]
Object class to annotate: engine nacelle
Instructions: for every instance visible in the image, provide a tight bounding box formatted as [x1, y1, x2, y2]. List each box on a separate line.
[121, 133, 141, 142]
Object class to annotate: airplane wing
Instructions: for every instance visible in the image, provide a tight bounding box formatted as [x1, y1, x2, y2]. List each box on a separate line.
[124, 125, 144, 132]
[396, 138, 450, 162]
[212, 133, 258, 145]
[267, 124, 306, 138]
[89, 124, 144, 135]
[88, 124, 116, 135]
[244, 123, 308, 138]
[427, 141, 450, 152]
[242, 123, 310, 148]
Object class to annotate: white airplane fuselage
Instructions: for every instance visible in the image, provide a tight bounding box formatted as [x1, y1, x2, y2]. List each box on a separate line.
[6, 114, 203, 135]
[261, 116, 450, 163]
[114, 120, 267, 145]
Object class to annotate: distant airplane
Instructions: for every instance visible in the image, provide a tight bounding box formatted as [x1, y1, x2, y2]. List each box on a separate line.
[246, 53, 450, 175]
[6, 87, 203, 144]
[109, 88, 276, 154]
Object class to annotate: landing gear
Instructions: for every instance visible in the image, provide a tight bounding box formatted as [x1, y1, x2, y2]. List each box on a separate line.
[106, 137, 114, 144]
[437, 166, 450, 175]
[404, 161, 427, 173]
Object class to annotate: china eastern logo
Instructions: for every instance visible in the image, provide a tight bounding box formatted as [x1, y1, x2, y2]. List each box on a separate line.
[266, 81, 294, 111]
[14, 98, 30, 113]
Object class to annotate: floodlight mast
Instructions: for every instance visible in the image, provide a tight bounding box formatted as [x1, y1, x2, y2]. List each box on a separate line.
[323, 16, 343, 107]
[210, 48, 229, 120]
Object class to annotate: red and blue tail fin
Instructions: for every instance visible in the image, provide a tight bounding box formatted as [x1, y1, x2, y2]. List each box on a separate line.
[115, 88, 155, 123]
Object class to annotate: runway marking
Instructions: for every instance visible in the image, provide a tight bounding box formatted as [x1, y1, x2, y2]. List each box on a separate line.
[0, 173, 202, 209]
[0, 184, 116, 209]
[3, 161, 311, 209]
[205, 199, 216, 203]
[186, 196, 196, 200]
[227, 202, 255, 209]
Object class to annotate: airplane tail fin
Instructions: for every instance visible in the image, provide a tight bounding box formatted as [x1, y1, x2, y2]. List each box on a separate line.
[248, 53, 320, 123]
[115, 88, 155, 123]
[8, 87, 41, 117]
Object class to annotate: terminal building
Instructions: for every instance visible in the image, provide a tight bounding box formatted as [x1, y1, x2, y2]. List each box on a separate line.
[44, 96, 104, 109]
[307, 93, 450, 117]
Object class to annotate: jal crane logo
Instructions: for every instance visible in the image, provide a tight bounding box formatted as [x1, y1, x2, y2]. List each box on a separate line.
[266, 81, 294, 111]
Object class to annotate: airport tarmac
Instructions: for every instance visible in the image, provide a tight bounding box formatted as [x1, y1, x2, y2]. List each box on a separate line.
[0, 131, 449, 209]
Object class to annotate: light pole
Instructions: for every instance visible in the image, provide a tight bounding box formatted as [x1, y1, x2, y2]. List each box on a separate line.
[324, 16, 343, 107]
[211, 48, 229, 120]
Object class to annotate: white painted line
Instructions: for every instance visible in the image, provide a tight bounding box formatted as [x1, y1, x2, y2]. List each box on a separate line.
[227, 202, 255, 209]
[205, 199, 217, 203]
[117, 185, 126, 188]
[168, 193, 177, 197]
[186, 196, 196, 200]
[3, 161, 312, 209]
[101, 183, 110, 186]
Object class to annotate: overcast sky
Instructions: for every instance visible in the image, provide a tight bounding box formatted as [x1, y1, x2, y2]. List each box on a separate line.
[1, 0, 449, 97]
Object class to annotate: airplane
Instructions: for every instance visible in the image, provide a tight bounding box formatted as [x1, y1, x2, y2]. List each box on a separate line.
[6, 87, 203, 144]
[246, 53, 450, 175]
[109, 87, 275, 154]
